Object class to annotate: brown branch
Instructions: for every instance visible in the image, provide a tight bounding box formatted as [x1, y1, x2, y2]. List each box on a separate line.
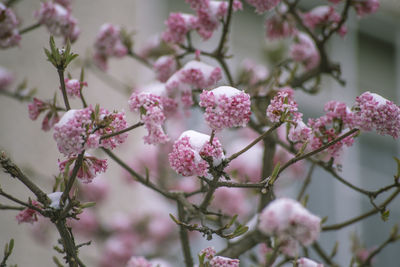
[177, 202, 194, 267]
[218, 230, 266, 258]
[100, 122, 144, 140]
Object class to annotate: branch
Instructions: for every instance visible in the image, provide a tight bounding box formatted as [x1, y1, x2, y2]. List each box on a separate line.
[99, 122, 144, 140]
[323, 188, 400, 231]
[60, 151, 85, 205]
[0, 151, 50, 205]
[297, 163, 316, 201]
[218, 229, 266, 258]
[177, 202, 194, 267]
[19, 23, 41, 35]
[58, 69, 71, 110]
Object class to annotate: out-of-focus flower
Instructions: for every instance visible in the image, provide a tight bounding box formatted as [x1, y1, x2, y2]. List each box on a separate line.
[0, 3, 20, 48]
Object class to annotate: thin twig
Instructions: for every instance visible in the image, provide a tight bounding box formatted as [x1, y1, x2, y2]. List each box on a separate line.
[100, 122, 144, 140]
[19, 23, 41, 35]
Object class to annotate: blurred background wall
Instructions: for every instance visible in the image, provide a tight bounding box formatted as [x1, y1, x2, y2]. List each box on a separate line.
[1, 0, 400, 266]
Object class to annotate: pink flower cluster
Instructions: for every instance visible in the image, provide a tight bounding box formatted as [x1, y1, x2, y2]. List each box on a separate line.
[297, 257, 324, 267]
[153, 55, 177, 82]
[199, 86, 251, 131]
[16, 201, 41, 224]
[353, 0, 379, 17]
[0, 66, 14, 90]
[28, 98, 60, 131]
[200, 246, 216, 260]
[59, 153, 108, 184]
[246, 0, 281, 13]
[166, 60, 222, 107]
[163, 1, 242, 43]
[0, 3, 20, 48]
[209, 256, 240, 267]
[288, 119, 312, 143]
[93, 23, 128, 71]
[35, 1, 80, 43]
[63, 78, 87, 98]
[168, 130, 224, 177]
[353, 92, 400, 139]
[53, 107, 127, 156]
[211, 187, 248, 217]
[266, 12, 297, 40]
[128, 92, 170, 145]
[303, 6, 347, 37]
[266, 87, 299, 123]
[239, 59, 269, 86]
[258, 198, 321, 257]
[290, 32, 320, 70]
[308, 101, 355, 160]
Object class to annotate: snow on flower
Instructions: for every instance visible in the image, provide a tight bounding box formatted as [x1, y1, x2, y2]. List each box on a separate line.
[258, 198, 321, 256]
[266, 87, 299, 123]
[168, 130, 224, 177]
[246, 0, 281, 13]
[128, 91, 170, 145]
[166, 60, 221, 108]
[53, 107, 127, 156]
[153, 55, 177, 83]
[47, 191, 63, 209]
[126, 256, 152, 267]
[239, 59, 269, 86]
[162, 12, 198, 44]
[290, 32, 320, 70]
[35, 1, 80, 43]
[303, 5, 347, 37]
[266, 13, 297, 40]
[93, 23, 128, 71]
[0, 3, 20, 48]
[288, 119, 312, 143]
[297, 257, 324, 267]
[199, 86, 251, 130]
[353, 91, 400, 139]
[0, 66, 14, 90]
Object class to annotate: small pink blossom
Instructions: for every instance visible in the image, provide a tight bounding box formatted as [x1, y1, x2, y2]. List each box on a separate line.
[100, 233, 136, 267]
[297, 257, 324, 267]
[16, 201, 41, 224]
[290, 32, 320, 70]
[303, 6, 340, 29]
[153, 55, 177, 82]
[265, 14, 297, 40]
[266, 87, 299, 123]
[239, 59, 269, 86]
[258, 198, 321, 256]
[199, 86, 251, 130]
[353, 92, 400, 138]
[28, 98, 48, 120]
[168, 130, 224, 177]
[128, 92, 169, 145]
[63, 78, 87, 98]
[35, 2, 80, 43]
[211, 187, 248, 216]
[79, 176, 109, 202]
[0, 66, 14, 90]
[93, 23, 128, 71]
[59, 154, 108, 184]
[28, 98, 60, 131]
[0, 3, 20, 48]
[126, 256, 152, 267]
[162, 13, 198, 44]
[200, 246, 216, 260]
[209, 256, 240, 267]
[246, 0, 281, 13]
[353, 0, 379, 17]
[288, 119, 312, 143]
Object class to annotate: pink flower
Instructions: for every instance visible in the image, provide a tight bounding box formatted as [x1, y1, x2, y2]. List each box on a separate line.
[162, 13, 198, 44]
[168, 130, 224, 177]
[199, 86, 251, 130]
[35, 1, 80, 43]
[126, 257, 152, 267]
[265, 14, 297, 40]
[353, 92, 400, 138]
[63, 78, 87, 98]
[353, 0, 379, 17]
[28, 98, 60, 131]
[246, 0, 281, 13]
[128, 92, 169, 145]
[258, 198, 321, 255]
[266, 87, 299, 123]
[28, 98, 48, 120]
[59, 154, 108, 184]
[303, 6, 340, 29]
[79, 175, 109, 202]
[288, 119, 312, 143]
[93, 23, 128, 71]
[16, 201, 41, 224]
[153, 55, 177, 82]
[0, 3, 20, 48]
[239, 59, 269, 86]
[0, 66, 14, 90]
[209, 256, 240, 267]
[290, 32, 320, 70]
[297, 257, 324, 267]
[100, 233, 136, 267]
[211, 187, 248, 216]
[200, 246, 216, 260]
[53, 107, 127, 156]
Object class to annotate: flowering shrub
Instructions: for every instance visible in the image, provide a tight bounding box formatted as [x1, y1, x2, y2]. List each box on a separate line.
[1, 0, 400, 267]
